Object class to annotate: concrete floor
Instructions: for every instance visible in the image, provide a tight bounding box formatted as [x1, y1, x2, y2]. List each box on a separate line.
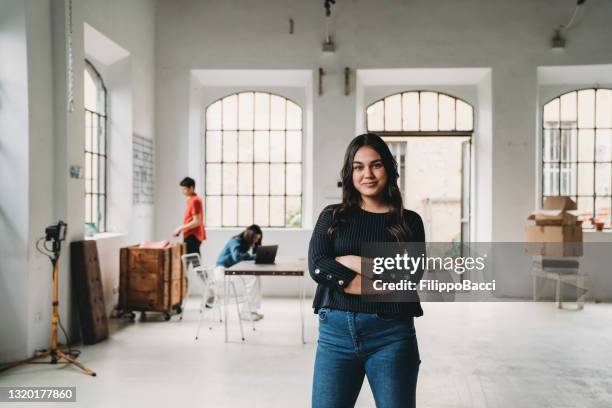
[1, 298, 611, 408]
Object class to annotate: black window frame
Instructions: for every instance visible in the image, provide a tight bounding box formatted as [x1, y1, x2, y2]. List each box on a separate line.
[84, 59, 108, 233]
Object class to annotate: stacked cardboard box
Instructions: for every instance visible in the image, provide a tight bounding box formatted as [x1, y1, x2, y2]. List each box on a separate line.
[525, 196, 583, 257]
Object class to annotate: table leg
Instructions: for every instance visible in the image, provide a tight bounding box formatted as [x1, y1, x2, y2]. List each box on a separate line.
[224, 273, 228, 342]
[300, 272, 305, 344]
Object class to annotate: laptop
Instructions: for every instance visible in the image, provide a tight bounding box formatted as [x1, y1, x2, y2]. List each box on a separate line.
[254, 245, 278, 264]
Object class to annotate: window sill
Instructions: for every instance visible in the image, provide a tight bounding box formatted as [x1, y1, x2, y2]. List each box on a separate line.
[86, 232, 127, 241]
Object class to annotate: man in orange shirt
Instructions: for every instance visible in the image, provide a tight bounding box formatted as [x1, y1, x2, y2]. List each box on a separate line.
[173, 177, 206, 255]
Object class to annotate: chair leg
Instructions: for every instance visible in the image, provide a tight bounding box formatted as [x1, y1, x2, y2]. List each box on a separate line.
[208, 303, 215, 330]
[230, 282, 245, 341]
[245, 292, 255, 331]
[195, 296, 206, 340]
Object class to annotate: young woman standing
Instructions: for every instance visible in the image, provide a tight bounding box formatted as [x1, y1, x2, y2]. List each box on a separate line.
[309, 133, 425, 408]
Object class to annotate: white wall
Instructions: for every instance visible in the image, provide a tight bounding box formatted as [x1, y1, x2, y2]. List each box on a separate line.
[0, 0, 157, 362]
[0, 0, 31, 362]
[154, 0, 612, 296]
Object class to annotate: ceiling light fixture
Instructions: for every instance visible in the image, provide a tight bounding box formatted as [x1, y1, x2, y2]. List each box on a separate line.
[322, 0, 336, 53]
[550, 0, 587, 51]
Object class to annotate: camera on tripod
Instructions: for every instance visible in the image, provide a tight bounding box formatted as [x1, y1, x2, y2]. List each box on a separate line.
[45, 221, 67, 256]
[46, 221, 67, 242]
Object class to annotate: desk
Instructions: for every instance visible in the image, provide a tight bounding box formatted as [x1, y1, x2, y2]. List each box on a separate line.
[224, 258, 307, 343]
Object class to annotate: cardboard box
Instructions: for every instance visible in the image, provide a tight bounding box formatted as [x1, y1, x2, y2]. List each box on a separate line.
[527, 196, 579, 226]
[524, 225, 583, 256]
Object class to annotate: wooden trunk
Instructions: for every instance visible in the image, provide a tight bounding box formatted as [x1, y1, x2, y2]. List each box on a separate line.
[119, 244, 186, 316]
[71, 240, 109, 345]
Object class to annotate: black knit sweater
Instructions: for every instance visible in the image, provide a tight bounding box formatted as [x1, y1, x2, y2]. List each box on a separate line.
[308, 204, 426, 317]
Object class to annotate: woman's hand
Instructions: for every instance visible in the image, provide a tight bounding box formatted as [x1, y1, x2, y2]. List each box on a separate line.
[343, 274, 362, 295]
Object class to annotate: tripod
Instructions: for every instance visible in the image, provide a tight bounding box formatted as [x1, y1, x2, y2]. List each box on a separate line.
[0, 235, 96, 376]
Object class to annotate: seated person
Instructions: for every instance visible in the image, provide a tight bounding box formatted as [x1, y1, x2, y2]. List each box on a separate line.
[214, 225, 264, 321]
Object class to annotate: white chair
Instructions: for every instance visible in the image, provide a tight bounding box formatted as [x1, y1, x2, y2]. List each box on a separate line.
[181, 254, 255, 341]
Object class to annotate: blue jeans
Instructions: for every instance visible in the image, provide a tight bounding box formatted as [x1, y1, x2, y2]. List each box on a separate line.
[312, 308, 420, 408]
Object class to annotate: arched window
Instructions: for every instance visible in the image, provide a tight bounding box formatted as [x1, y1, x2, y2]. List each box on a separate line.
[204, 92, 303, 227]
[542, 89, 612, 229]
[84, 59, 107, 233]
[366, 91, 474, 243]
[366, 91, 473, 134]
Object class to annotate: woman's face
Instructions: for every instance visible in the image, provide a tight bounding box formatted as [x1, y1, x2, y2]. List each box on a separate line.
[352, 146, 388, 199]
[250, 233, 262, 245]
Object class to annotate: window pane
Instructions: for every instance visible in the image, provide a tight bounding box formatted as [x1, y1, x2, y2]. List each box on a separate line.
[286, 131, 302, 162]
[596, 129, 612, 162]
[402, 92, 419, 131]
[560, 129, 577, 162]
[238, 163, 253, 194]
[270, 164, 285, 195]
[99, 158, 106, 195]
[99, 198, 106, 232]
[99, 118, 106, 154]
[269, 196, 285, 227]
[92, 117, 99, 154]
[254, 92, 270, 130]
[577, 163, 594, 196]
[384, 94, 402, 131]
[222, 131, 238, 162]
[438, 94, 456, 131]
[206, 100, 222, 130]
[92, 193, 98, 228]
[595, 163, 611, 196]
[270, 95, 286, 130]
[254, 164, 269, 194]
[577, 89, 595, 128]
[286, 100, 302, 130]
[206, 196, 221, 227]
[254, 196, 269, 226]
[84, 68, 97, 112]
[206, 163, 221, 195]
[222, 196, 237, 226]
[286, 196, 301, 227]
[595, 197, 611, 228]
[222, 163, 237, 195]
[560, 91, 577, 125]
[85, 194, 92, 223]
[578, 129, 594, 162]
[238, 92, 254, 130]
[420, 92, 438, 131]
[560, 163, 576, 196]
[577, 197, 594, 224]
[92, 154, 98, 194]
[238, 131, 253, 162]
[222, 94, 238, 130]
[238, 196, 253, 226]
[254, 131, 269, 162]
[456, 100, 473, 131]
[596, 89, 612, 128]
[543, 163, 559, 195]
[206, 131, 222, 162]
[286, 164, 302, 195]
[366, 101, 384, 131]
[85, 152, 92, 193]
[270, 131, 285, 162]
[543, 129, 560, 162]
[85, 113, 92, 151]
[543, 98, 560, 129]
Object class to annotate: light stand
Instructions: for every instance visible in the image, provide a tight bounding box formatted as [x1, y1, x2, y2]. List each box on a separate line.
[0, 221, 96, 377]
